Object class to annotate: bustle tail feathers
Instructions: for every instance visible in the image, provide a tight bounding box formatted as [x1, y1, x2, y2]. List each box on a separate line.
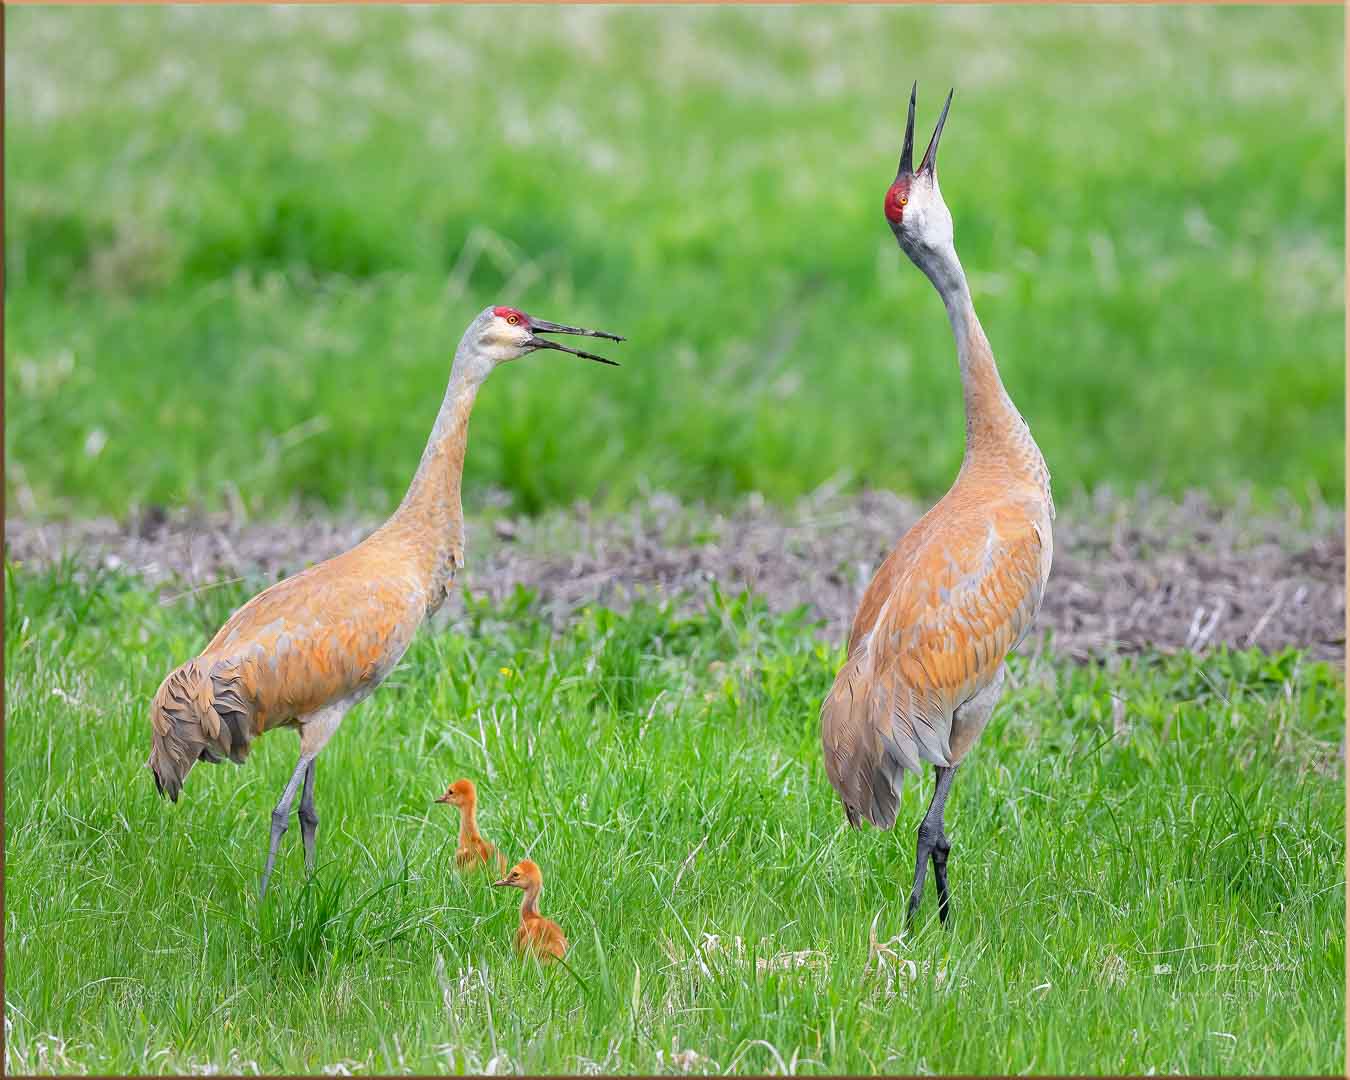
[820, 647, 954, 830]
[820, 652, 908, 830]
[147, 658, 253, 801]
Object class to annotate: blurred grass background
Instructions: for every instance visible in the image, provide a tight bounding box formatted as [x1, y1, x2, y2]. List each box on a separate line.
[5, 5, 1345, 519]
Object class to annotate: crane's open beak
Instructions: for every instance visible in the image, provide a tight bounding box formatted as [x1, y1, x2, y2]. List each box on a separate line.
[896, 81, 918, 177]
[896, 82, 953, 179]
[434, 792, 453, 804]
[526, 317, 625, 367]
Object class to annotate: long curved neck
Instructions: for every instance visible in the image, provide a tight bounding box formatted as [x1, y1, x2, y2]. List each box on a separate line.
[457, 803, 481, 846]
[520, 883, 541, 918]
[386, 341, 486, 569]
[915, 243, 1023, 467]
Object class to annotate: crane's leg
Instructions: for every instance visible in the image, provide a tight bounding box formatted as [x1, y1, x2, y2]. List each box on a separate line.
[259, 702, 347, 899]
[298, 759, 319, 875]
[908, 667, 1005, 927]
[929, 768, 957, 925]
[907, 764, 958, 928]
[260, 753, 313, 900]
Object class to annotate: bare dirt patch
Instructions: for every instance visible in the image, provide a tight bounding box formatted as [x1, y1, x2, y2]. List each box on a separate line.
[6, 490, 1344, 662]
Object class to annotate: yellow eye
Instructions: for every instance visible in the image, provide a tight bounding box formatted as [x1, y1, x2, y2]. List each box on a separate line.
[898, 196, 907, 206]
[507, 315, 519, 325]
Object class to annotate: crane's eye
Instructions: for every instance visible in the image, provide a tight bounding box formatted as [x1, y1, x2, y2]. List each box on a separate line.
[896, 194, 907, 207]
[506, 314, 519, 326]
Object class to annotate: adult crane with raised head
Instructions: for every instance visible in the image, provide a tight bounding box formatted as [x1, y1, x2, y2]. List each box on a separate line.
[820, 86, 1054, 927]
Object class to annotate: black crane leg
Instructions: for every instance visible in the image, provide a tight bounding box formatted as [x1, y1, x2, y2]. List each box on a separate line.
[907, 764, 958, 928]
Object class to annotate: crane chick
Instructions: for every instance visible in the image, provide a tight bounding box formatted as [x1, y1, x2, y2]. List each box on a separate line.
[147, 305, 623, 899]
[435, 778, 506, 874]
[493, 859, 568, 963]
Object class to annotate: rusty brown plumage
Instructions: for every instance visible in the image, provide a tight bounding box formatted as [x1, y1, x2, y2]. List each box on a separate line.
[148, 547, 440, 802]
[493, 858, 567, 963]
[821, 469, 1050, 828]
[822, 85, 1053, 925]
[435, 778, 508, 874]
[146, 305, 623, 899]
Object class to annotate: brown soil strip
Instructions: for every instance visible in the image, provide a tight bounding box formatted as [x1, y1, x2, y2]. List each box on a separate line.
[6, 490, 1344, 663]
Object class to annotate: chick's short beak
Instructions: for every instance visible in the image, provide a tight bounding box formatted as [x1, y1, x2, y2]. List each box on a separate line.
[525, 317, 625, 367]
[491, 878, 510, 888]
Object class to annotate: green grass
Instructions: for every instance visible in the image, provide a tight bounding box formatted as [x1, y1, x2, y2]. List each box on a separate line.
[5, 565, 1344, 1074]
[5, 5, 1345, 519]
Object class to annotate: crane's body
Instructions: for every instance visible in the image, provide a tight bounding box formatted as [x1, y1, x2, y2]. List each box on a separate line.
[148, 305, 622, 898]
[150, 487, 463, 785]
[820, 86, 1053, 926]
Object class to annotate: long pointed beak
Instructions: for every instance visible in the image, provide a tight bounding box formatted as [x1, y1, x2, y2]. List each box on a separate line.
[896, 84, 954, 180]
[435, 794, 452, 803]
[529, 318, 624, 342]
[918, 88, 954, 177]
[491, 878, 509, 887]
[527, 317, 625, 367]
[897, 80, 917, 177]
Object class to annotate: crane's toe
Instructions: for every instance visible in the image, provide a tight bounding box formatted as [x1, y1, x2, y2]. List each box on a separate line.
[906, 831, 953, 928]
[299, 807, 319, 874]
[298, 760, 319, 876]
[932, 833, 953, 924]
[259, 808, 290, 899]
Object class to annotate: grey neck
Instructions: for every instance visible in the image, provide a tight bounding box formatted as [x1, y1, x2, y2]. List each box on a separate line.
[911, 239, 1019, 457]
[915, 242, 973, 371]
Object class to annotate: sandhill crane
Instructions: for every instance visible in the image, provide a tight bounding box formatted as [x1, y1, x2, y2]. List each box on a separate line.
[820, 86, 1054, 927]
[435, 777, 507, 874]
[147, 305, 623, 899]
[493, 858, 568, 962]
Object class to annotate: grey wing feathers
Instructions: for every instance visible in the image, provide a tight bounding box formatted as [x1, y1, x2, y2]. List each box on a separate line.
[819, 650, 953, 830]
[146, 658, 257, 801]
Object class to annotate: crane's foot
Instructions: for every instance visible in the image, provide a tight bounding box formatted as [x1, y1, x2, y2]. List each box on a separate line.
[906, 765, 959, 929]
[906, 829, 952, 928]
[258, 755, 313, 901]
[299, 760, 319, 876]
[906, 886, 924, 928]
[299, 815, 319, 876]
[932, 834, 952, 925]
[259, 807, 289, 900]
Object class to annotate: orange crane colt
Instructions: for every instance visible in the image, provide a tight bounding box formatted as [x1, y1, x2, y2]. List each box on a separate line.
[820, 86, 1054, 927]
[493, 858, 568, 963]
[435, 778, 507, 874]
[147, 305, 623, 898]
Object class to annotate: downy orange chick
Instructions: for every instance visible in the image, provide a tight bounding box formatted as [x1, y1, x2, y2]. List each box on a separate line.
[435, 779, 506, 874]
[493, 859, 568, 963]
